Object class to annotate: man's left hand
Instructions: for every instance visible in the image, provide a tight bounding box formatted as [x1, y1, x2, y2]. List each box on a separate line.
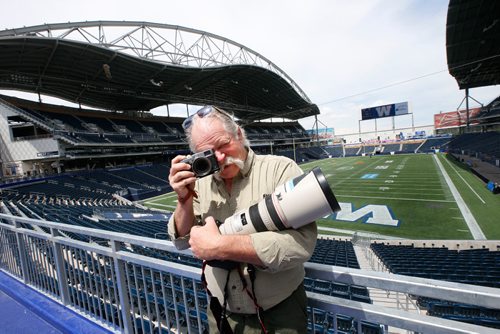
[189, 216, 222, 260]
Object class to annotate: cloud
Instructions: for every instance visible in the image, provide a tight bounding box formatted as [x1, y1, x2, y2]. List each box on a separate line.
[1, 0, 498, 135]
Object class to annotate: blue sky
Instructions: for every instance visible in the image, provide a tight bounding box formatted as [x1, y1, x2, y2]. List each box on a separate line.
[1, 0, 498, 135]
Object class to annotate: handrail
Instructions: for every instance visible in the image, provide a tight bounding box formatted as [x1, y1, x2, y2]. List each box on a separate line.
[1, 213, 499, 334]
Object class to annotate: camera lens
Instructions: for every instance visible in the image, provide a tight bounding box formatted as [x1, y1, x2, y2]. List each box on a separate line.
[192, 157, 212, 176]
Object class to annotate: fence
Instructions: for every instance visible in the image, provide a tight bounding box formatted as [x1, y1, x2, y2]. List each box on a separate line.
[1, 213, 499, 334]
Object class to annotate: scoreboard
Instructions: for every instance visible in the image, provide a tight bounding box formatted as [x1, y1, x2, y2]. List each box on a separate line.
[361, 102, 409, 120]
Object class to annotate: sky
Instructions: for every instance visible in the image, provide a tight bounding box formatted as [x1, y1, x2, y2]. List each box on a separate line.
[1, 0, 499, 135]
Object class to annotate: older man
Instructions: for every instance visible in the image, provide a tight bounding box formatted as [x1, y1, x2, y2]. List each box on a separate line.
[167, 105, 317, 333]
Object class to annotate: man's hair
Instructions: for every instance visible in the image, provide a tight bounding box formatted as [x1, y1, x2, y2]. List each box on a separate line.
[185, 108, 250, 151]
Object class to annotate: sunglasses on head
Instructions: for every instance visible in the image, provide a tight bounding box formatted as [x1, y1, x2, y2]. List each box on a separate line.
[182, 105, 233, 130]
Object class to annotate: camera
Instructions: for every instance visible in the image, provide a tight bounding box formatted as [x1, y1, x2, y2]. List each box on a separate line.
[182, 149, 220, 178]
[219, 167, 340, 235]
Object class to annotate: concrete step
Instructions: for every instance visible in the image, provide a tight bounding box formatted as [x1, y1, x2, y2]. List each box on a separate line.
[353, 244, 423, 313]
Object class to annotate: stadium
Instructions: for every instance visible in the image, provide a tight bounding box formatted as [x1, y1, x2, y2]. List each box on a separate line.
[0, 1, 500, 334]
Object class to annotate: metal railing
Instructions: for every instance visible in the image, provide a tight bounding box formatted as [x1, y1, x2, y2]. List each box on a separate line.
[1, 213, 499, 334]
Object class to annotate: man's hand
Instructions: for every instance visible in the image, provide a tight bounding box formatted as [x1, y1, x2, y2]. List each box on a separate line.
[189, 217, 264, 267]
[189, 217, 223, 260]
[169, 155, 197, 238]
[168, 155, 196, 200]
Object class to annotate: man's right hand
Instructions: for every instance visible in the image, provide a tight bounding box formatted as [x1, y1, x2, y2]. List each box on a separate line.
[168, 155, 197, 202]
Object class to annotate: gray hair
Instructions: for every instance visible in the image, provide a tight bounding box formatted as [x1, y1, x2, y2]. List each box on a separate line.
[184, 107, 250, 151]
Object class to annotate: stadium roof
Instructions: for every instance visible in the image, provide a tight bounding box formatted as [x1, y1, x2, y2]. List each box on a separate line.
[446, 0, 500, 89]
[0, 21, 319, 122]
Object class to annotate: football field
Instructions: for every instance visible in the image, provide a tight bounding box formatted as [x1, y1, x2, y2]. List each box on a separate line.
[143, 153, 500, 240]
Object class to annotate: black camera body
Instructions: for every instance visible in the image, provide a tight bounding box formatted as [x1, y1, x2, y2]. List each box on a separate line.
[182, 149, 220, 178]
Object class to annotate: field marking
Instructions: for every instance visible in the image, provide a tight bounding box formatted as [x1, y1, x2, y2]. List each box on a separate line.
[145, 193, 177, 203]
[434, 155, 485, 240]
[329, 158, 390, 187]
[336, 194, 455, 203]
[146, 203, 176, 209]
[442, 156, 486, 204]
[336, 187, 448, 196]
[318, 227, 405, 240]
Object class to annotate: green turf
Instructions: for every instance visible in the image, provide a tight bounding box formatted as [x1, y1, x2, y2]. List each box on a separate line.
[438, 154, 500, 239]
[143, 153, 500, 240]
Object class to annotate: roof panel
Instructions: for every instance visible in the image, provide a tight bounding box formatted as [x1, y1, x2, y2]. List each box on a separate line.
[446, 0, 500, 89]
[0, 22, 320, 121]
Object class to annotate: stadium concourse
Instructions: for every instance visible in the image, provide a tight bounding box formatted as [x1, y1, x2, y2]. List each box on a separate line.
[1, 1, 500, 333]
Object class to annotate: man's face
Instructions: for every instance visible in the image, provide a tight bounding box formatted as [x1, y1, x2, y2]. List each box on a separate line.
[190, 117, 246, 180]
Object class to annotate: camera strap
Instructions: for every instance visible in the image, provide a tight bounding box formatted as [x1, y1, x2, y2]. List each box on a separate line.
[202, 260, 233, 334]
[202, 261, 268, 334]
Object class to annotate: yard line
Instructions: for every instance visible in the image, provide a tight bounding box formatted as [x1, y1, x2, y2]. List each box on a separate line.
[442, 156, 486, 204]
[336, 194, 455, 203]
[330, 158, 388, 187]
[434, 155, 485, 240]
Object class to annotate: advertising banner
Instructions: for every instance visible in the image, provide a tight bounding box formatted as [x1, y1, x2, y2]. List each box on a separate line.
[433, 108, 481, 129]
[361, 102, 409, 120]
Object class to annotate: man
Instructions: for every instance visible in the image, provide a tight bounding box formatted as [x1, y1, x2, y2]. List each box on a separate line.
[167, 105, 317, 333]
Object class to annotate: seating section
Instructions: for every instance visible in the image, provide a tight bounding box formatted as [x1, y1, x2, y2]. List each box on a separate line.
[416, 136, 451, 153]
[307, 239, 372, 304]
[11, 100, 313, 147]
[446, 132, 500, 164]
[308, 307, 384, 334]
[3, 198, 169, 240]
[400, 141, 422, 153]
[344, 146, 361, 156]
[2, 163, 172, 202]
[371, 243, 500, 328]
[6, 100, 186, 145]
[422, 300, 500, 329]
[310, 239, 360, 268]
[62, 251, 208, 334]
[9, 176, 118, 200]
[323, 145, 344, 157]
[382, 143, 400, 153]
[371, 243, 500, 288]
[297, 147, 330, 161]
[243, 122, 308, 140]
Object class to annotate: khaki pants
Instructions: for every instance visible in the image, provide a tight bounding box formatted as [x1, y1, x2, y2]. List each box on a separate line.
[208, 283, 308, 334]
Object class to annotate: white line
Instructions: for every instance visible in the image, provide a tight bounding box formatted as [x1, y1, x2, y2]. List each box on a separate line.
[433, 155, 485, 239]
[442, 156, 486, 204]
[331, 158, 388, 187]
[336, 194, 455, 203]
[318, 226, 405, 240]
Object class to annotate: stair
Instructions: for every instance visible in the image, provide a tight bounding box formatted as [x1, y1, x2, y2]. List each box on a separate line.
[353, 244, 424, 334]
